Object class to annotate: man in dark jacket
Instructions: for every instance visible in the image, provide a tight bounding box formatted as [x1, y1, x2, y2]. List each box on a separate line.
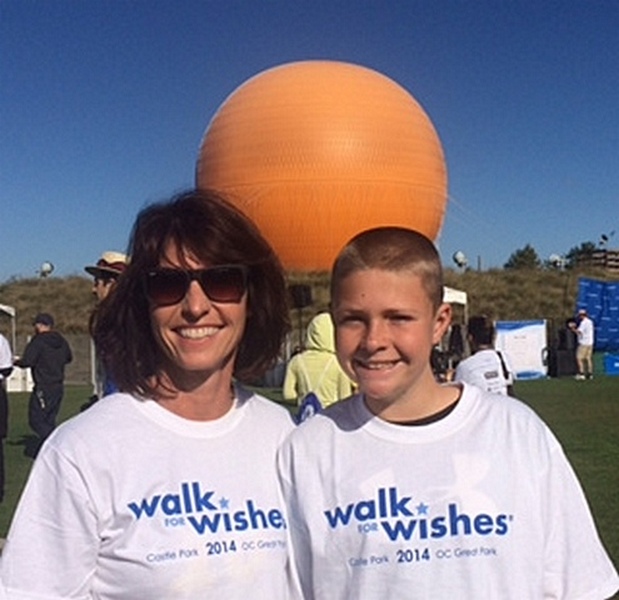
[15, 313, 72, 449]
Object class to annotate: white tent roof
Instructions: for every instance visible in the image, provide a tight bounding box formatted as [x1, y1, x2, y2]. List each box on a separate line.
[0, 303, 17, 350]
[0, 304, 15, 317]
[443, 286, 467, 306]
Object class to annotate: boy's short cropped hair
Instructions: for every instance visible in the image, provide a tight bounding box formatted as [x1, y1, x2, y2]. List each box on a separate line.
[330, 226, 444, 310]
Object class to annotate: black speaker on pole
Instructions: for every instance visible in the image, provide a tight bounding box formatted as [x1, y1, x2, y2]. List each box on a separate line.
[289, 284, 313, 309]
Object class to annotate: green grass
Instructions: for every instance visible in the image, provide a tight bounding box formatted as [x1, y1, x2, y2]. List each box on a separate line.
[2, 379, 618, 578]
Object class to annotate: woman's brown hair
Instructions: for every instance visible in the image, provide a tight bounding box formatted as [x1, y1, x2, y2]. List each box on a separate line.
[91, 189, 290, 397]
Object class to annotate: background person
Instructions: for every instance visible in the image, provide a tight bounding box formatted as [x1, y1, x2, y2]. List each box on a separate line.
[84, 250, 129, 401]
[570, 308, 595, 380]
[278, 226, 619, 600]
[85, 250, 129, 303]
[454, 314, 514, 396]
[0, 332, 12, 502]
[1, 189, 294, 599]
[283, 311, 354, 416]
[14, 313, 72, 452]
[447, 321, 464, 373]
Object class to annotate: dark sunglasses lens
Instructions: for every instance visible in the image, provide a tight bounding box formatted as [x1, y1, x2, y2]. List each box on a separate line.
[200, 267, 246, 303]
[146, 270, 188, 305]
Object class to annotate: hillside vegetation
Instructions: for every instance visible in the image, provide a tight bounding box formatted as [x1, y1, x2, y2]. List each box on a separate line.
[0, 276, 93, 338]
[1, 267, 613, 343]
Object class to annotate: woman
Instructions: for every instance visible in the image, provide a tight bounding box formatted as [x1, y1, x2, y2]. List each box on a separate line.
[1, 190, 294, 598]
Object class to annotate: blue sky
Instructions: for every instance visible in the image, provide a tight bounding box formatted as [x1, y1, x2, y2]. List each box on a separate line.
[1, 0, 617, 282]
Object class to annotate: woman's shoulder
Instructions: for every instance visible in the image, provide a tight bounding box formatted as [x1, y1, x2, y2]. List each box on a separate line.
[237, 386, 296, 426]
[48, 393, 141, 443]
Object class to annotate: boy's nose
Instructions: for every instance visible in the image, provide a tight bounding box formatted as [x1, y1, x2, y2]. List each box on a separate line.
[363, 319, 388, 351]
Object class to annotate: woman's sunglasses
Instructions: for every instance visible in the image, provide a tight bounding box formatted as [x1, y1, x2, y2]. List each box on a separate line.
[144, 265, 249, 305]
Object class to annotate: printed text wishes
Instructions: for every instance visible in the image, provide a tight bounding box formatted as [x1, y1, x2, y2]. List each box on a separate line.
[324, 486, 513, 543]
[127, 480, 286, 537]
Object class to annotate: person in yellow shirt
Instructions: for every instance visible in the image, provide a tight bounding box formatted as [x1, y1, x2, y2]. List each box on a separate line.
[283, 312, 354, 417]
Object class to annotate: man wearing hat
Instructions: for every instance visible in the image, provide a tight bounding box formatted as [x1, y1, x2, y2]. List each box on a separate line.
[15, 313, 72, 452]
[84, 250, 129, 302]
[84, 251, 128, 402]
[570, 308, 595, 380]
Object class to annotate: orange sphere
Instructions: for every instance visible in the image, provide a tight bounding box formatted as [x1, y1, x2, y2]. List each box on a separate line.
[197, 60, 447, 271]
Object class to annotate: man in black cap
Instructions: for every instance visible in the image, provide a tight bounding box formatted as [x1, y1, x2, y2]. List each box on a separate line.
[15, 313, 72, 451]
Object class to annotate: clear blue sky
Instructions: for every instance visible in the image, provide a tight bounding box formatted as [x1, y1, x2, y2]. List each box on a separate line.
[1, 0, 617, 282]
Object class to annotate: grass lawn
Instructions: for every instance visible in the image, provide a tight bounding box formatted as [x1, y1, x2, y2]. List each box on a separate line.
[1, 378, 618, 578]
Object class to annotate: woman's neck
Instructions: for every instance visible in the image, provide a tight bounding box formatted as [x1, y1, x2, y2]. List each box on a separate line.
[154, 367, 235, 421]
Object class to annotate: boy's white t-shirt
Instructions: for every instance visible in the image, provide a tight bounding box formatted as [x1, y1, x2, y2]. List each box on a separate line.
[278, 384, 619, 600]
[1, 388, 295, 599]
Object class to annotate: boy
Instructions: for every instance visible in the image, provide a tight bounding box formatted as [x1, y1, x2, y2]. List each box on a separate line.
[278, 227, 618, 599]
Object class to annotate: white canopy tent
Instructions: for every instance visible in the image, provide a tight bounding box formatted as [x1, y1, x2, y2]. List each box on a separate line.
[0, 302, 31, 391]
[443, 286, 468, 322]
[0, 303, 16, 352]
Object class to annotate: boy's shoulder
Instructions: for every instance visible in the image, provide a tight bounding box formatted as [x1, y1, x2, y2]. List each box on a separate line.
[284, 384, 553, 449]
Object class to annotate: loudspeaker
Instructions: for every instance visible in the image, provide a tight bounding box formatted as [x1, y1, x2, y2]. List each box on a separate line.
[557, 328, 577, 351]
[289, 284, 313, 309]
[550, 349, 578, 377]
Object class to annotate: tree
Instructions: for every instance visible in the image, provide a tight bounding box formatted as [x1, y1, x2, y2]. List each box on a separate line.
[504, 244, 542, 270]
[565, 242, 597, 269]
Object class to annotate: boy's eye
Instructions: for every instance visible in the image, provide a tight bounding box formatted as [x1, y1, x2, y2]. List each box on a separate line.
[389, 314, 413, 322]
[336, 314, 364, 326]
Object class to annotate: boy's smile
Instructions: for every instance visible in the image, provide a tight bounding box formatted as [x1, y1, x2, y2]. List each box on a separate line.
[331, 268, 451, 420]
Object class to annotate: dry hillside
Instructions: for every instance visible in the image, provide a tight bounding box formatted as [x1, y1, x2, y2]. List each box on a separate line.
[0, 267, 614, 345]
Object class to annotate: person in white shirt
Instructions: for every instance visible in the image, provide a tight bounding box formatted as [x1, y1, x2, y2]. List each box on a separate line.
[1, 190, 295, 599]
[570, 308, 595, 380]
[278, 226, 619, 600]
[454, 315, 514, 396]
[0, 332, 13, 502]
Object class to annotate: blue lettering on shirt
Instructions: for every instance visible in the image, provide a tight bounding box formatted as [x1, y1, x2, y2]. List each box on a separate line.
[127, 481, 286, 536]
[323, 486, 512, 542]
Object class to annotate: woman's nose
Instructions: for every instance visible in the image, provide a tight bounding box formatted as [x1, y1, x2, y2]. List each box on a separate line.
[181, 280, 211, 318]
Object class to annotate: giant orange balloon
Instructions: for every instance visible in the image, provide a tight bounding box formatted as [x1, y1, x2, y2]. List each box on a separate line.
[197, 60, 447, 271]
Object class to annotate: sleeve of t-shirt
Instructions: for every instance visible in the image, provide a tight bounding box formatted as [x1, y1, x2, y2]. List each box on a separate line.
[276, 438, 312, 600]
[0, 440, 99, 598]
[0, 337, 12, 370]
[541, 438, 619, 598]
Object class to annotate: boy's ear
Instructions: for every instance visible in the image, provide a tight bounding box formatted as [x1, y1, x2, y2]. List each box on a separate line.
[432, 303, 452, 344]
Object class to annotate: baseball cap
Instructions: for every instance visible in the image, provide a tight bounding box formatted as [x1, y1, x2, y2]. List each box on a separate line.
[84, 251, 129, 279]
[33, 313, 54, 327]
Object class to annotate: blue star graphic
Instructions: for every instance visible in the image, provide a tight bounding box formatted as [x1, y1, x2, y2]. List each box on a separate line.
[219, 497, 230, 509]
[416, 502, 429, 515]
